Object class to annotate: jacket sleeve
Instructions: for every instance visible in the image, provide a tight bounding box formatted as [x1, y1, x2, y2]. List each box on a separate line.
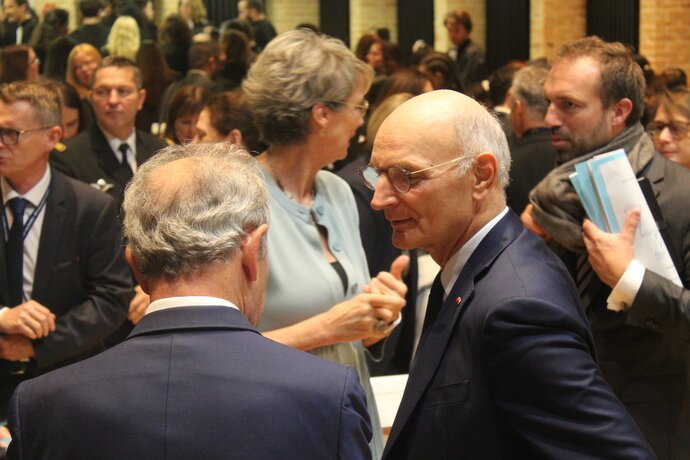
[337, 367, 373, 460]
[485, 297, 656, 459]
[627, 269, 690, 339]
[32, 195, 131, 369]
[6, 384, 25, 460]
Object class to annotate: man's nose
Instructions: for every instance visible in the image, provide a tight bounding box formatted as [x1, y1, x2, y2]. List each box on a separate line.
[544, 103, 560, 128]
[371, 175, 398, 211]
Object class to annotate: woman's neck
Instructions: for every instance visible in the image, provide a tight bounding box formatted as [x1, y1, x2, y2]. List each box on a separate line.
[260, 145, 320, 206]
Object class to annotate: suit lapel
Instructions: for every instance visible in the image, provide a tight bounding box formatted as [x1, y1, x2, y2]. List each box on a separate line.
[90, 126, 131, 188]
[385, 211, 523, 453]
[32, 170, 68, 300]
[0, 190, 8, 305]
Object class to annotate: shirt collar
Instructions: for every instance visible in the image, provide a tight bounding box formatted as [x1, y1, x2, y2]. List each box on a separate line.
[145, 296, 239, 316]
[1, 165, 51, 207]
[100, 123, 136, 156]
[440, 207, 509, 297]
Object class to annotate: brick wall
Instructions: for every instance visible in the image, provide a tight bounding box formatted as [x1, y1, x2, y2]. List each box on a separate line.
[351, 0, 397, 45]
[640, 0, 690, 77]
[268, 0, 319, 35]
[29, 0, 690, 76]
[531, 0, 586, 59]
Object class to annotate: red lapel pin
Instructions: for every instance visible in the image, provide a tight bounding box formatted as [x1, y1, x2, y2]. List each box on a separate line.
[455, 296, 462, 304]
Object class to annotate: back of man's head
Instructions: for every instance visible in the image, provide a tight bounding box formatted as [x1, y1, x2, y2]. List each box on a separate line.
[0, 80, 61, 127]
[123, 143, 268, 280]
[511, 63, 550, 122]
[489, 62, 524, 108]
[551, 36, 645, 127]
[188, 42, 217, 71]
[79, 0, 102, 18]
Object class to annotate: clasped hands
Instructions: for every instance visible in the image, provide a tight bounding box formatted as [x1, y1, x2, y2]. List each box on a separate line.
[323, 255, 409, 347]
[0, 300, 55, 361]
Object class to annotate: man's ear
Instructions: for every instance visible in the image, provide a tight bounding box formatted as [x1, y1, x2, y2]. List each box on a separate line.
[241, 224, 269, 282]
[227, 128, 244, 146]
[46, 125, 63, 145]
[137, 88, 147, 111]
[610, 97, 633, 130]
[472, 152, 498, 200]
[125, 246, 149, 293]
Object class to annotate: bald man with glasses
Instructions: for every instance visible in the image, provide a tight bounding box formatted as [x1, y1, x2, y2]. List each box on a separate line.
[0, 80, 131, 421]
[365, 90, 654, 459]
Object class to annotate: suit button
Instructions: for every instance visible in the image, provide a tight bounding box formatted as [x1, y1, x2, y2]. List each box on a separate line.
[645, 319, 659, 328]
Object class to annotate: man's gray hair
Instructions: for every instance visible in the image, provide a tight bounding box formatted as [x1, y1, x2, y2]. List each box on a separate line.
[123, 143, 269, 279]
[511, 63, 550, 119]
[451, 98, 511, 187]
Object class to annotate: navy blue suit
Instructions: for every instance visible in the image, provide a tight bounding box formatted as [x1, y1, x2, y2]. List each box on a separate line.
[383, 211, 654, 459]
[7, 305, 372, 460]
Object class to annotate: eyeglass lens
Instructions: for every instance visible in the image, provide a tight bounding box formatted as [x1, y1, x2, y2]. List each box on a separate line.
[0, 128, 19, 145]
[649, 121, 690, 138]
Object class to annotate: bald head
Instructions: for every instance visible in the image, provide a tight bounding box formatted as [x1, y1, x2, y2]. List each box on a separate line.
[376, 90, 511, 186]
[370, 90, 510, 266]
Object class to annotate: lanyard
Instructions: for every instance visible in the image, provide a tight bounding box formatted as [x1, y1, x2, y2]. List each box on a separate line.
[1, 187, 50, 243]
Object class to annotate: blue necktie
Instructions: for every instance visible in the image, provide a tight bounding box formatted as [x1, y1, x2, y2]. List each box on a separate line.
[6, 198, 27, 306]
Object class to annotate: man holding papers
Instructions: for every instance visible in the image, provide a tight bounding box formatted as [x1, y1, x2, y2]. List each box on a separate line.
[523, 36, 690, 459]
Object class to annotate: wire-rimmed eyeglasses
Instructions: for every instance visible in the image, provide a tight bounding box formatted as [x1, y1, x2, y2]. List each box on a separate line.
[322, 100, 369, 116]
[357, 154, 475, 194]
[0, 127, 52, 146]
[647, 120, 690, 140]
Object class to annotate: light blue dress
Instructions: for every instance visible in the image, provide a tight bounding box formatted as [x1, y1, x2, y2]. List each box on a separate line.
[258, 167, 384, 458]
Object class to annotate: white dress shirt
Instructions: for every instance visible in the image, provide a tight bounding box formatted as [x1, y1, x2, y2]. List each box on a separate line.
[145, 296, 239, 316]
[101, 126, 138, 173]
[1, 166, 51, 303]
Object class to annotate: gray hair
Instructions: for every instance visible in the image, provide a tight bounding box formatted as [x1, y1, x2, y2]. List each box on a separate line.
[123, 143, 269, 279]
[243, 29, 374, 146]
[451, 98, 511, 187]
[511, 63, 550, 119]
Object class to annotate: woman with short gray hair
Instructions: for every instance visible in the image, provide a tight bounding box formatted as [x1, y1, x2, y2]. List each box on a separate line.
[244, 29, 408, 458]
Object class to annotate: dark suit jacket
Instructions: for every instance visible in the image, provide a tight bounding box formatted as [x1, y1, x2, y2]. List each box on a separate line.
[0, 169, 131, 416]
[506, 128, 556, 214]
[49, 124, 167, 211]
[7, 305, 372, 460]
[383, 211, 654, 459]
[581, 152, 690, 459]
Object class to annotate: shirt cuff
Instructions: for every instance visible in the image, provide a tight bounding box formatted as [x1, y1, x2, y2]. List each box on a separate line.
[607, 260, 645, 311]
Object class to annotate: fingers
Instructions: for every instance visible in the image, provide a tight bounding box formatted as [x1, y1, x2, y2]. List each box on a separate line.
[128, 285, 150, 325]
[582, 218, 600, 242]
[2, 301, 56, 339]
[388, 255, 410, 280]
[621, 209, 641, 241]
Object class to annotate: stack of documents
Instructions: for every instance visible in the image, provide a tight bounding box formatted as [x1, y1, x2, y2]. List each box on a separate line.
[570, 149, 681, 286]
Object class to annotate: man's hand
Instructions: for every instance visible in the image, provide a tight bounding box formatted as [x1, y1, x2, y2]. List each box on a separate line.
[0, 300, 55, 339]
[582, 209, 640, 287]
[0, 334, 35, 361]
[364, 255, 409, 299]
[128, 285, 150, 325]
[520, 204, 551, 240]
